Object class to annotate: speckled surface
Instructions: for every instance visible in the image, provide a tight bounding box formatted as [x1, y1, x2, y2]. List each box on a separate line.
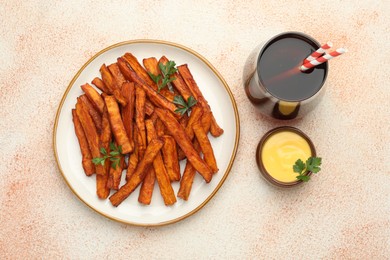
[1, 1, 390, 258]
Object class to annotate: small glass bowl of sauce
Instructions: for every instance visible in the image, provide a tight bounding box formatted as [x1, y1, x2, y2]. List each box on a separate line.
[256, 126, 316, 187]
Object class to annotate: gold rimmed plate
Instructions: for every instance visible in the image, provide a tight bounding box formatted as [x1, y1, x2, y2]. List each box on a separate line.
[53, 40, 240, 226]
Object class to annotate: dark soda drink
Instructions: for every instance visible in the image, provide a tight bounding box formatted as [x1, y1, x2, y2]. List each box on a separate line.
[245, 32, 328, 119]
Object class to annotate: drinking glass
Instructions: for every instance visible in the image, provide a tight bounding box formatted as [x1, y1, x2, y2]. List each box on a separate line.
[244, 32, 328, 120]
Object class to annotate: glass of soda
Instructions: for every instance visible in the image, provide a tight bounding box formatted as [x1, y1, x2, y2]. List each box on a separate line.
[244, 32, 328, 120]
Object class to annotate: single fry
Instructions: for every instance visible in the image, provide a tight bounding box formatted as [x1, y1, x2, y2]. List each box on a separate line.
[177, 160, 196, 201]
[177, 109, 197, 160]
[81, 83, 105, 114]
[79, 94, 102, 134]
[142, 57, 160, 78]
[177, 140, 201, 200]
[171, 72, 192, 101]
[126, 126, 139, 181]
[100, 64, 117, 93]
[107, 155, 124, 190]
[126, 151, 138, 181]
[201, 109, 212, 133]
[100, 106, 111, 147]
[109, 138, 164, 207]
[176, 112, 189, 160]
[98, 144, 112, 198]
[193, 120, 218, 173]
[135, 85, 147, 158]
[72, 109, 95, 175]
[117, 57, 178, 116]
[154, 108, 212, 183]
[138, 101, 155, 205]
[104, 95, 132, 154]
[142, 57, 161, 93]
[145, 120, 176, 205]
[121, 82, 135, 150]
[161, 135, 180, 182]
[159, 56, 192, 101]
[97, 106, 111, 198]
[75, 98, 104, 175]
[185, 105, 203, 140]
[96, 173, 110, 199]
[100, 105, 111, 178]
[92, 77, 110, 94]
[108, 63, 126, 90]
[138, 167, 156, 205]
[178, 64, 223, 137]
[96, 111, 119, 195]
[177, 108, 195, 160]
[100, 64, 127, 106]
[210, 116, 224, 137]
[177, 64, 201, 97]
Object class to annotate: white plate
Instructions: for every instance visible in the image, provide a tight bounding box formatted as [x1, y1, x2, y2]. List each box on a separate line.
[53, 40, 240, 226]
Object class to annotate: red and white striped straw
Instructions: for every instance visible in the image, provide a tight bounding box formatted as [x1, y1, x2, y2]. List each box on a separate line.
[300, 48, 347, 71]
[303, 42, 333, 63]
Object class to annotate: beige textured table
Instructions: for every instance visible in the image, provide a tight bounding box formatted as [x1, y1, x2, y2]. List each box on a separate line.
[1, 1, 389, 258]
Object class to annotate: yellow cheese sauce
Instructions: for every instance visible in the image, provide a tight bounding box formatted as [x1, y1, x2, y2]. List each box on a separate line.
[261, 131, 312, 183]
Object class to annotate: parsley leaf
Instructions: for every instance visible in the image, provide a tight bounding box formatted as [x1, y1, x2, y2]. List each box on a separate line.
[92, 142, 123, 169]
[173, 95, 187, 107]
[296, 175, 310, 182]
[293, 159, 305, 173]
[100, 147, 107, 156]
[92, 157, 105, 166]
[148, 60, 178, 92]
[173, 95, 198, 115]
[293, 156, 322, 182]
[110, 151, 120, 156]
[111, 159, 119, 169]
[306, 157, 322, 173]
[187, 96, 197, 108]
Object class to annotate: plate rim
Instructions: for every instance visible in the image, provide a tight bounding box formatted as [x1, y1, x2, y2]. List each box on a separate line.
[53, 39, 240, 226]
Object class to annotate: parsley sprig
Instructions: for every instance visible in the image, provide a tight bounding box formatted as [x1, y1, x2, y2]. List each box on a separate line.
[148, 60, 177, 92]
[173, 95, 197, 115]
[293, 157, 322, 182]
[92, 142, 122, 169]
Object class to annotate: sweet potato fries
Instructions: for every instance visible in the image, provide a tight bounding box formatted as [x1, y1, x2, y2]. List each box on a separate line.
[72, 52, 223, 207]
